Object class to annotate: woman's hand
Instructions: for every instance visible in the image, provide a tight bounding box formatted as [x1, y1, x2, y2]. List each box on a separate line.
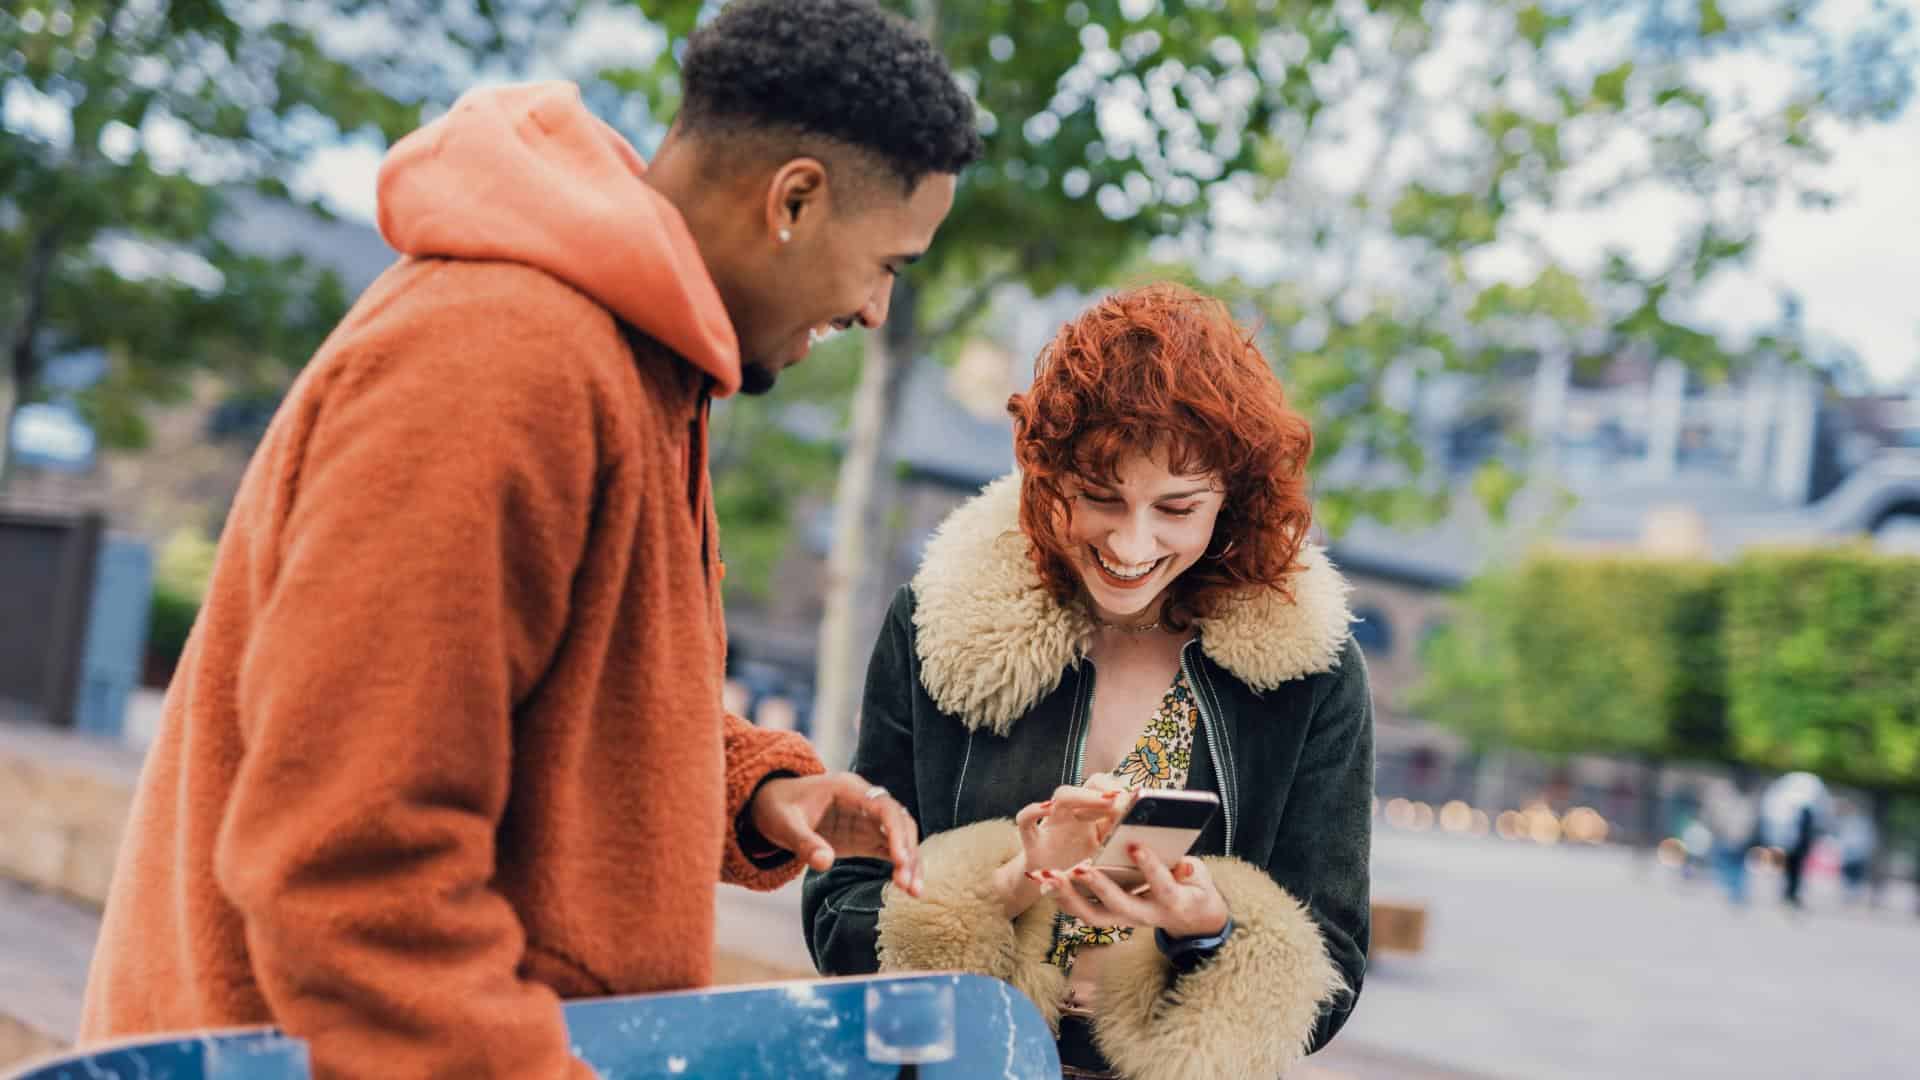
[1038, 843, 1230, 940]
[991, 777, 1133, 918]
[1018, 781, 1132, 871]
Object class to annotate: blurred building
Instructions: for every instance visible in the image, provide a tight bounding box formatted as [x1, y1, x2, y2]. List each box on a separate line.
[1330, 351, 1920, 720]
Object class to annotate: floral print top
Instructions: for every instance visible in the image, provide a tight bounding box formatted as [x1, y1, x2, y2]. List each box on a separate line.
[1047, 667, 1201, 971]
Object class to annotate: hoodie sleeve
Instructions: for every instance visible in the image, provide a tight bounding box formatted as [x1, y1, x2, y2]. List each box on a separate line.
[213, 307, 612, 1080]
[720, 712, 826, 889]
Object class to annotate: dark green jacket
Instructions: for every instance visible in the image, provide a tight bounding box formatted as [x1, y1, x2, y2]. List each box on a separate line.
[802, 477, 1373, 1080]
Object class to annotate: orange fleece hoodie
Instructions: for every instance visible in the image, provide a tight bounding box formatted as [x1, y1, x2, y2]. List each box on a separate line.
[80, 82, 824, 1078]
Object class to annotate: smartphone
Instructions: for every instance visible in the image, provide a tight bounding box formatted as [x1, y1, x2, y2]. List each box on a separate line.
[1072, 789, 1219, 900]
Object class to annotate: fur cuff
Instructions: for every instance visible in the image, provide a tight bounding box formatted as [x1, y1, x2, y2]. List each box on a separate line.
[1092, 857, 1342, 1080]
[875, 819, 1066, 1028]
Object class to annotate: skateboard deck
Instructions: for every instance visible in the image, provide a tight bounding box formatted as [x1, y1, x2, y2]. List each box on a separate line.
[7, 972, 1060, 1079]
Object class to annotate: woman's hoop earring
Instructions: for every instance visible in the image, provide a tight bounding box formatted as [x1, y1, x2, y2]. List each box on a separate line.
[1207, 536, 1237, 560]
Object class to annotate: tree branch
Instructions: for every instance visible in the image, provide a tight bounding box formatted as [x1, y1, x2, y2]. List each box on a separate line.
[8, 224, 63, 398]
[920, 265, 1024, 349]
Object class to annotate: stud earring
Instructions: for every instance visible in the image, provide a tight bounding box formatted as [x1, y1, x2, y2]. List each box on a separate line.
[778, 228, 792, 243]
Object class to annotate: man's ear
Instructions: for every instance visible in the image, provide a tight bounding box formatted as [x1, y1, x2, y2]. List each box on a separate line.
[765, 157, 831, 241]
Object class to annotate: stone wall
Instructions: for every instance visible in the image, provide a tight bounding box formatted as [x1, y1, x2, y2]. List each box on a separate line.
[0, 723, 140, 1066]
[0, 723, 139, 907]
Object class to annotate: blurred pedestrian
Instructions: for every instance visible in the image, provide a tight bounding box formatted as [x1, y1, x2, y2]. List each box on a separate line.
[1834, 800, 1878, 905]
[1702, 777, 1757, 906]
[1761, 772, 1832, 910]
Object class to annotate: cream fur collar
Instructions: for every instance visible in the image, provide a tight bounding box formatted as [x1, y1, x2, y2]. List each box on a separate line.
[910, 475, 1354, 735]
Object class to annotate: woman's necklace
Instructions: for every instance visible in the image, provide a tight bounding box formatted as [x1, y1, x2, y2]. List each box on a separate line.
[1090, 611, 1161, 634]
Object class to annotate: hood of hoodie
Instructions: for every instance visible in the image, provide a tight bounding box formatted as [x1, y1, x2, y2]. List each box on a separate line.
[376, 81, 742, 395]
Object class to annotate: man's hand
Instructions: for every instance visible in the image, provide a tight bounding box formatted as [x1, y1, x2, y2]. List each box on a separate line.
[749, 772, 924, 897]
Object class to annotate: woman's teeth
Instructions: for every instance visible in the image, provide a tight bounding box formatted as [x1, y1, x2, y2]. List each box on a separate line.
[1094, 549, 1158, 581]
[809, 325, 842, 346]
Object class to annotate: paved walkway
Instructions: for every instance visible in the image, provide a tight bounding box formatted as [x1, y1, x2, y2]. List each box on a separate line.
[28, 793, 1906, 1078]
[0, 878, 97, 1057]
[1347, 828, 1920, 1080]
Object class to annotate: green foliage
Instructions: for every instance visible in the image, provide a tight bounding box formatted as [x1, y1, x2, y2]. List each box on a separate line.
[1468, 460, 1525, 524]
[148, 579, 201, 665]
[1723, 548, 1920, 792]
[154, 526, 217, 597]
[1421, 547, 1920, 794]
[9, 0, 1915, 623]
[147, 526, 217, 664]
[710, 332, 862, 604]
[0, 0, 586, 481]
[615, 0, 1329, 351]
[613, 0, 1340, 579]
[1224, 0, 1913, 532]
[1410, 572, 1522, 751]
[1415, 553, 1729, 761]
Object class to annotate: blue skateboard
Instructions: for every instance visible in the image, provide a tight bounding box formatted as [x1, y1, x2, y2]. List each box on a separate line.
[6, 973, 1060, 1079]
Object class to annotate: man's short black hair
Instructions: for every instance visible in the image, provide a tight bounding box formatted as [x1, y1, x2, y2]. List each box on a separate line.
[679, 0, 983, 192]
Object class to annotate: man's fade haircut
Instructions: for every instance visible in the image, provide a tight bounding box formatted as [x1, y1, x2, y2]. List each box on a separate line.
[678, 0, 983, 195]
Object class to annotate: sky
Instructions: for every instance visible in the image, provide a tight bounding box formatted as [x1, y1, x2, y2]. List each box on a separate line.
[291, 4, 1920, 390]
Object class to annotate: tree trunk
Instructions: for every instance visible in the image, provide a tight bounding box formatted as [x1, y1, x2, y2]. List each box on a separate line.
[2, 225, 62, 496]
[810, 0, 939, 768]
[810, 282, 919, 769]
[0, 369, 16, 494]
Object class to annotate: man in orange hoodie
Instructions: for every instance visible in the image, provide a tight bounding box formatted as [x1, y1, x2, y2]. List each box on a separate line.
[79, 1, 982, 1076]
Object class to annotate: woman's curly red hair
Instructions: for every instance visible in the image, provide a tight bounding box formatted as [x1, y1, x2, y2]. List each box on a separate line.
[1006, 283, 1315, 627]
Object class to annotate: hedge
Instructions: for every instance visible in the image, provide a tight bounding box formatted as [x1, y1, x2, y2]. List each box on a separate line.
[1419, 545, 1920, 795]
[1724, 547, 1920, 793]
[1416, 552, 1728, 761]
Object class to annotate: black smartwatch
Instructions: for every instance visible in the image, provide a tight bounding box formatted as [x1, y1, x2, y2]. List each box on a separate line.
[1155, 913, 1235, 975]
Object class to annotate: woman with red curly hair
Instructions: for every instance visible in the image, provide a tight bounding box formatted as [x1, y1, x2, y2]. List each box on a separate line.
[804, 283, 1372, 1079]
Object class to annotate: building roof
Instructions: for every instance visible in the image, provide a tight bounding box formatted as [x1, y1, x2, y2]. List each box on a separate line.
[216, 190, 397, 295]
[887, 357, 1015, 490]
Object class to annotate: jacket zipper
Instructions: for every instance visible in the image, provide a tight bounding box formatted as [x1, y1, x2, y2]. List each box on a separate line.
[1064, 663, 1095, 786]
[1181, 641, 1236, 856]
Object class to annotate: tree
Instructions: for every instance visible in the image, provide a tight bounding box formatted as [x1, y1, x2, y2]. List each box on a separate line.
[623, 0, 1394, 764]
[626, 1, 1911, 764]
[1211, 0, 1915, 534]
[835, 0, 1402, 765]
[0, 0, 589, 489]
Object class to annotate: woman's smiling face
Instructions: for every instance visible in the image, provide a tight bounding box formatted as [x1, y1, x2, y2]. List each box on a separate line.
[1063, 447, 1225, 625]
